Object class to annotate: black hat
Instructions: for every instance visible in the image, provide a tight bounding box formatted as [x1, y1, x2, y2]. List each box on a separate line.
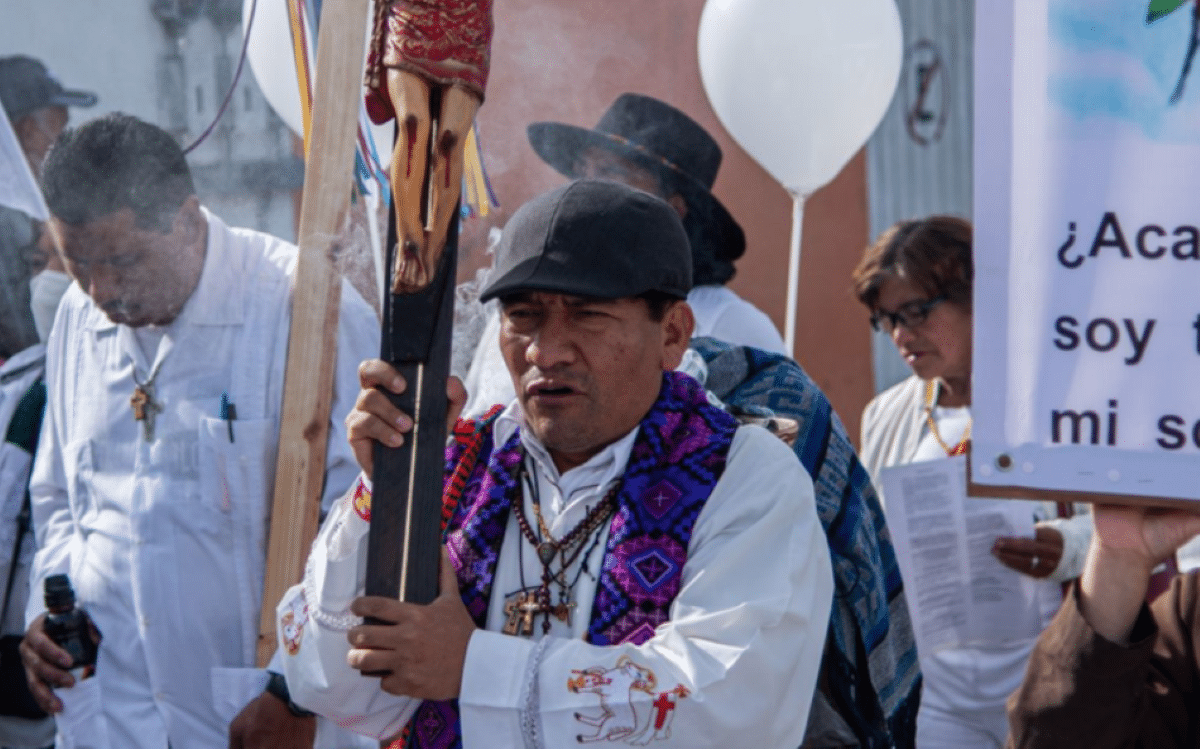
[526, 93, 745, 266]
[0, 56, 97, 122]
[480, 179, 692, 303]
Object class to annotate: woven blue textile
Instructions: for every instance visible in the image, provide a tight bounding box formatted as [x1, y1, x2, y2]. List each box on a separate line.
[693, 337, 920, 749]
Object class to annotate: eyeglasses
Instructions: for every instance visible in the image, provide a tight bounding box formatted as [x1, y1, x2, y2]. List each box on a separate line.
[869, 296, 946, 332]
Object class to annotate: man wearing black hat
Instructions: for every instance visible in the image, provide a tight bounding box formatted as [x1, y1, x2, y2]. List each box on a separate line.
[279, 179, 833, 749]
[460, 93, 786, 418]
[528, 93, 786, 354]
[0, 55, 97, 359]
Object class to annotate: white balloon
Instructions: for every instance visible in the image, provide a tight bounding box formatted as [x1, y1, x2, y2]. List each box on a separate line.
[244, 0, 306, 138]
[698, 0, 903, 195]
[241, 0, 393, 159]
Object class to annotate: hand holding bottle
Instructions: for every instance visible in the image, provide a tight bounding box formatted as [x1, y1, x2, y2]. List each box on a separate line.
[19, 574, 101, 714]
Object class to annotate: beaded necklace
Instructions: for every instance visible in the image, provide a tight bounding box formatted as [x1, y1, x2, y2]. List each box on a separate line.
[503, 454, 618, 636]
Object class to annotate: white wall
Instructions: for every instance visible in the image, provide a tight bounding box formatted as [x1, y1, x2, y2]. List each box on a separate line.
[0, 0, 299, 241]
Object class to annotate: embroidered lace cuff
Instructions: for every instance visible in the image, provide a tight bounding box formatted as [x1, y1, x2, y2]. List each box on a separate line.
[519, 638, 550, 749]
[302, 557, 362, 632]
[301, 485, 366, 633]
[460, 629, 537, 744]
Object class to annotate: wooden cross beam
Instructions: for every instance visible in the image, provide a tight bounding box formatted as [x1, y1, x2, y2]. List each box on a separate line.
[256, 0, 371, 668]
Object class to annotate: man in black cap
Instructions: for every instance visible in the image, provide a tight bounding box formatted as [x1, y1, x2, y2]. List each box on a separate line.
[279, 179, 833, 749]
[528, 92, 786, 354]
[0, 57, 97, 179]
[0, 56, 94, 749]
[0, 55, 97, 358]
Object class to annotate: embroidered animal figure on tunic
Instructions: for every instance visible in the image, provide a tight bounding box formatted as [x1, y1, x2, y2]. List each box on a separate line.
[568, 656, 688, 744]
[570, 656, 656, 743]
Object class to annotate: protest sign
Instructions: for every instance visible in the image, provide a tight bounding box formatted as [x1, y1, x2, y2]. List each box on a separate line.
[973, 0, 1200, 503]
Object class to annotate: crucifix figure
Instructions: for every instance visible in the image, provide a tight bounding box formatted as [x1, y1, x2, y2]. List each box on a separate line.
[364, 0, 494, 293]
[130, 382, 162, 442]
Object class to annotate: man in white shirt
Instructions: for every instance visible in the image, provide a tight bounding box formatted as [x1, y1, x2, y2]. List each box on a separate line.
[280, 179, 833, 748]
[17, 113, 378, 749]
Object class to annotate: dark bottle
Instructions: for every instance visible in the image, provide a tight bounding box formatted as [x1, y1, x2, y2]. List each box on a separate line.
[42, 574, 98, 677]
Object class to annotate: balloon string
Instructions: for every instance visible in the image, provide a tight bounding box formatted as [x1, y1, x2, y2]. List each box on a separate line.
[784, 193, 806, 355]
[183, 0, 260, 155]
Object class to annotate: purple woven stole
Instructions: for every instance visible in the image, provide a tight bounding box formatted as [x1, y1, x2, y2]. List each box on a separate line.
[403, 372, 737, 749]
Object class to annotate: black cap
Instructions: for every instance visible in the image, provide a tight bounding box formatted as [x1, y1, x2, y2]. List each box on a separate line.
[479, 179, 692, 303]
[0, 56, 97, 122]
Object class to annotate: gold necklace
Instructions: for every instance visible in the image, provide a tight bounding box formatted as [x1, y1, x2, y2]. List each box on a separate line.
[923, 379, 971, 456]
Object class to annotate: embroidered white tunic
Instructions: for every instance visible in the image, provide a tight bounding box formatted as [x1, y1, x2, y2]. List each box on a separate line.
[281, 406, 834, 749]
[26, 210, 379, 749]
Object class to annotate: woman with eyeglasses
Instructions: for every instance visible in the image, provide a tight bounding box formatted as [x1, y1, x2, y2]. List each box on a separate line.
[851, 216, 1092, 749]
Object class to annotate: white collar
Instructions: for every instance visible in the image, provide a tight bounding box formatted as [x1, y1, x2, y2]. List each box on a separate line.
[493, 401, 640, 503]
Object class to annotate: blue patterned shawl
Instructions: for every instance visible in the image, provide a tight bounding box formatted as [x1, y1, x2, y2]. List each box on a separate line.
[692, 337, 920, 749]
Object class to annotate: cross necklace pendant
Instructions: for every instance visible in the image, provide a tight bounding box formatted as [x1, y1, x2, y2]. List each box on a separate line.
[131, 365, 165, 442]
[501, 587, 574, 637]
[502, 588, 547, 637]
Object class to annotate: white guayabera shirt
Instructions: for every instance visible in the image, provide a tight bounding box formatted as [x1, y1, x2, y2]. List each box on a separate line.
[281, 407, 834, 749]
[26, 210, 378, 749]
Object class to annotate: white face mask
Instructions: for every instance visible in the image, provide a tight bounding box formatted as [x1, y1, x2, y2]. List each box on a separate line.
[29, 269, 72, 342]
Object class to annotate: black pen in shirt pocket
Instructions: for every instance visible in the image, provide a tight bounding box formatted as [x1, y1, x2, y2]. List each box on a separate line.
[220, 391, 237, 443]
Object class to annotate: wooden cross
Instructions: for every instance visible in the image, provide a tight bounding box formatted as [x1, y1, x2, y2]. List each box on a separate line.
[552, 600, 576, 626]
[130, 383, 162, 442]
[502, 589, 546, 637]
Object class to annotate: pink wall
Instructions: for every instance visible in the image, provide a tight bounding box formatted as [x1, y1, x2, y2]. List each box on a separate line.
[460, 0, 874, 443]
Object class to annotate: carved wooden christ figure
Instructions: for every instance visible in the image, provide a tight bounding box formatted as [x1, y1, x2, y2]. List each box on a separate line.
[365, 0, 494, 293]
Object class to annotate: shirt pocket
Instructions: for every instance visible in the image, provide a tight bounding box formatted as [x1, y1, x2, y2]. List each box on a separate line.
[197, 416, 274, 665]
[196, 417, 273, 515]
